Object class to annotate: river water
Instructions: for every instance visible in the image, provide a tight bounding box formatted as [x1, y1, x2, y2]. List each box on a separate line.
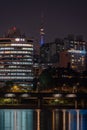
[0, 109, 87, 130]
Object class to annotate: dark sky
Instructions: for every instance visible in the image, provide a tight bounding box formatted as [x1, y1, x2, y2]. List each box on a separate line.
[0, 0, 87, 42]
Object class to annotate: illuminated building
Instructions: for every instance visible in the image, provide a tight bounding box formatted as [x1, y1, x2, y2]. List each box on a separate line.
[68, 49, 86, 72]
[64, 35, 87, 71]
[0, 27, 34, 88]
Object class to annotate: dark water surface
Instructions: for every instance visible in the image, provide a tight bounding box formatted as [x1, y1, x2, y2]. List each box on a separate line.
[0, 109, 87, 130]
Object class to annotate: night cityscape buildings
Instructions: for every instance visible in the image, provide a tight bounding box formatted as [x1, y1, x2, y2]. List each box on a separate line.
[0, 27, 87, 91]
[0, 1, 87, 129]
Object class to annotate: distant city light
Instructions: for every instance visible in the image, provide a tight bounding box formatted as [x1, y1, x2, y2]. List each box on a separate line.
[15, 38, 20, 41]
[66, 94, 77, 98]
[15, 38, 25, 42]
[68, 49, 86, 54]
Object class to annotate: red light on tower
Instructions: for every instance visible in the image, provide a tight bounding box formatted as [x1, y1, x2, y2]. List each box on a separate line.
[13, 26, 16, 31]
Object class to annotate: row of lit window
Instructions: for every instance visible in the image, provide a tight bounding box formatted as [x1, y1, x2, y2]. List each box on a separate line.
[0, 71, 33, 75]
[0, 59, 33, 62]
[22, 48, 33, 50]
[11, 43, 33, 47]
[0, 58, 32, 61]
[68, 49, 86, 54]
[71, 59, 85, 63]
[69, 41, 86, 44]
[10, 73, 33, 75]
[0, 76, 33, 79]
[8, 66, 32, 68]
[0, 61, 32, 64]
[0, 55, 32, 58]
[19, 83, 33, 87]
[0, 73, 27, 76]
[23, 59, 32, 61]
[15, 38, 25, 42]
[0, 65, 33, 68]
[2, 73, 28, 75]
[12, 62, 33, 65]
[0, 47, 33, 51]
[0, 51, 33, 54]
[12, 59, 33, 61]
[0, 47, 14, 50]
[0, 69, 32, 72]
[0, 43, 33, 47]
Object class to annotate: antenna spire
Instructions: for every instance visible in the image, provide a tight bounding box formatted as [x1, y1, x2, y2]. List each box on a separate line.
[40, 12, 45, 46]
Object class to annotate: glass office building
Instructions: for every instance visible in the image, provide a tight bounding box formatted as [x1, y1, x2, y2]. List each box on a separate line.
[0, 28, 34, 89]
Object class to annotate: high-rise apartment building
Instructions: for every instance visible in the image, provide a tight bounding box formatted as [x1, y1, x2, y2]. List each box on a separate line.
[64, 35, 87, 71]
[0, 27, 34, 88]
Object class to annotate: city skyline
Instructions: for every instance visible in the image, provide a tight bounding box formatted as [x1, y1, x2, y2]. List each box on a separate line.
[0, 0, 87, 43]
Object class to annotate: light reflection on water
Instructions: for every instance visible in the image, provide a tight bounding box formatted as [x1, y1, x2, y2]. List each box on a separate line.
[0, 109, 87, 130]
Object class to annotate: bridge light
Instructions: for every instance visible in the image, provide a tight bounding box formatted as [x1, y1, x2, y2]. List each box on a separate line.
[53, 94, 62, 98]
[20, 93, 30, 98]
[4, 93, 16, 98]
[66, 94, 77, 98]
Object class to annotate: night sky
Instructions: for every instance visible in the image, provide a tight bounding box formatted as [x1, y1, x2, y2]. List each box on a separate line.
[0, 0, 87, 42]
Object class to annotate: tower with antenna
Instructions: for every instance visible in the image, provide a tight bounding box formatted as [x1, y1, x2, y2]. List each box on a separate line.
[40, 13, 45, 46]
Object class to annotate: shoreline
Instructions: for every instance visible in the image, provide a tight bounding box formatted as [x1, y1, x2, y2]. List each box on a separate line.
[0, 104, 86, 109]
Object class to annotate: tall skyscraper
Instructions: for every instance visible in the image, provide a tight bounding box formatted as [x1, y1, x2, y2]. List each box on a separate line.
[0, 27, 34, 89]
